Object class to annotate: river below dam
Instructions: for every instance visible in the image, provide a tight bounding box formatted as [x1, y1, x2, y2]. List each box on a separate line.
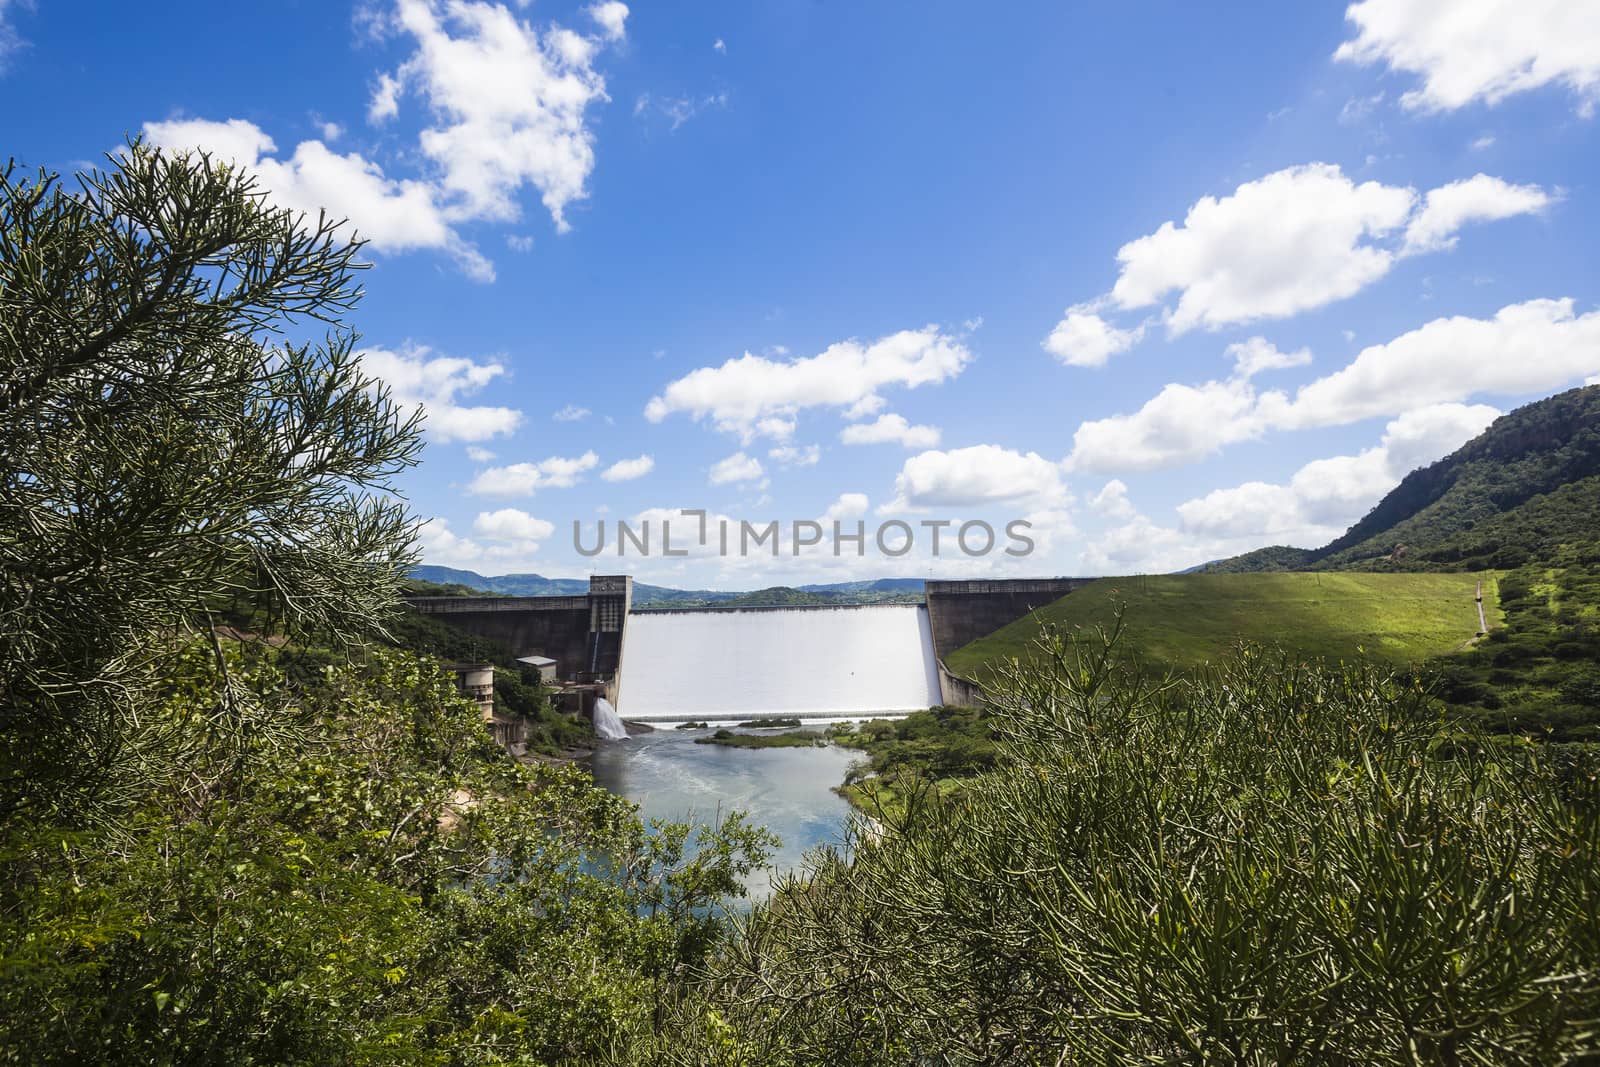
[586, 722, 864, 899]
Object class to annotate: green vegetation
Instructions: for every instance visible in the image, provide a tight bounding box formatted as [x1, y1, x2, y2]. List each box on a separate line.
[948, 572, 1494, 680]
[382, 603, 591, 755]
[737, 716, 803, 728]
[1427, 555, 1600, 743]
[695, 729, 825, 749]
[0, 148, 771, 1064]
[671, 626, 1600, 1063]
[831, 707, 998, 820]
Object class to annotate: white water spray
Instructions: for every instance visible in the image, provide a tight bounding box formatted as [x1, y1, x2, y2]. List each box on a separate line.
[592, 697, 628, 741]
[618, 604, 942, 719]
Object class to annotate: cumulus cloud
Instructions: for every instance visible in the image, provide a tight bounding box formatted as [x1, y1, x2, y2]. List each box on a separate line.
[1177, 403, 1500, 542]
[1089, 479, 1137, 520]
[553, 404, 591, 422]
[1402, 174, 1555, 254]
[824, 492, 870, 520]
[473, 507, 555, 543]
[466, 446, 497, 462]
[417, 515, 547, 569]
[645, 327, 971, 443]
[1044, 163, 1553, 354]
[838, 413, 942, 449]
[1042, 305, 1146, 367]
[142, 118, 493, 279]
[376, 0, 617, 233]
[601, 454, 655, 481]
[468, 451, 599, 495]
[358, 345, 521, 442]
[1226, 336, 1312, 378]
[708, 451, 765, 485]
[1335, 0, 1600, 114]
[1068, 300, 1600, 473]
[768, 444, 821, 468]
[887, 445, 1067, 511]
[1278, 298, 1600, 428]
[585, 1, 627, 41]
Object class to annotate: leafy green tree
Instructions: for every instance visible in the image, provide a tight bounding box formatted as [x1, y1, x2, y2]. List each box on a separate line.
[0, 145, 423, 820]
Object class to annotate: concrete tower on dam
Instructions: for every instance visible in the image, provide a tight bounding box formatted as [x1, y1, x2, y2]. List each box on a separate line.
[408, 575, 1092, 712]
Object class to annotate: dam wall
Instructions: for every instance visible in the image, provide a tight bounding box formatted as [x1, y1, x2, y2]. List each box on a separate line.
[924, 578, 1095, 663]
[618, 604, 942, 720]
[407, 575, 632, 684]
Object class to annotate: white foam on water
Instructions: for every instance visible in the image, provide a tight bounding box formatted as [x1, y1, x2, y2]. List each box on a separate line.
[617, 604, 942, 719]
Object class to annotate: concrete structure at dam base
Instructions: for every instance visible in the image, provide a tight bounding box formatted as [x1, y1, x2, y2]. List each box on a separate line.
[407, 575, 1090, 717]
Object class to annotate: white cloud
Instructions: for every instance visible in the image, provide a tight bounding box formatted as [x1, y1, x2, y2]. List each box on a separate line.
[1177, 403, 1499, 542]
[372, 0, 619, 235]
[505, 233, 535, 252]
[468, 451, 599, 495]
[1069, 298, 1600, 474]
[142, 117, 493, 281]
[1043, 305, 1146, 367]
[1089, 479, 1137, 520]
[838, 413, 942, 449]
[887, 445, 1067, 511]
[1402, 174, 1554, 254]
[1278, 298, 1600, 428]
[601, 454, 654, 481]
[1471, 134, 1496, 151]
[645, 327, 971, 443]
[318, 120, 344, 141]
[634, 90, 731, 130]
[709, 451, 765, 485]
[553, 404, 591, 422]
[768, 444, 821, 468]
[473, 507, 555, 543]
[1226, 337, 1312, 378]
[585, 1, 627, 42]
[1068, 377, 1265, 473]
[0, 0, 28, 72]
[358, 345, 521, 442]
[1046, 164, 1552, 353]
[713, 37, 727, 54]
[823, 492, 870, 520]
[1111, 164, 1415, 333]
[466, 446, 497, 462]
[1335, 0, 1600, 114]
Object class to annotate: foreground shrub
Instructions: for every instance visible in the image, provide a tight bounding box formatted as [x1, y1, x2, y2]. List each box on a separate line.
[678, 624, 1600, 1065]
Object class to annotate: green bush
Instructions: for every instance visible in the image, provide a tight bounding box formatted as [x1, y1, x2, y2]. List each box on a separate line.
[677, 624, 1600, 1064]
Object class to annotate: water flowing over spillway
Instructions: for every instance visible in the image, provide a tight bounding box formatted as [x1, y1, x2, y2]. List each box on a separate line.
[618, 604, 942, 719]
[592, 697, 629, 740]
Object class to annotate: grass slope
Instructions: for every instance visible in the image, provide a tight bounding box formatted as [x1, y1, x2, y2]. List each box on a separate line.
[946, 572, 1499, 679]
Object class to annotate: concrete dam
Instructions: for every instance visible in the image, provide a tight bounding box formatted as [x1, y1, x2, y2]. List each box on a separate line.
[407, 575, 1091, 721]
[620, 604, 941, 721]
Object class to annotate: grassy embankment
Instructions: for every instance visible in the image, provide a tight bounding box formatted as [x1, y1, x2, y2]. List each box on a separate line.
[946, 571, 1500, 681]
[830, 572, 1501, 820]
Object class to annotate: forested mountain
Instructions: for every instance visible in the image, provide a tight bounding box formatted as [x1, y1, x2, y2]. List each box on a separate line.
[1207, 385, 1600, 574]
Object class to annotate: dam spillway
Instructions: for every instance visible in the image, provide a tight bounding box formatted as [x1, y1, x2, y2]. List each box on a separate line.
[618, 604, 943, 720]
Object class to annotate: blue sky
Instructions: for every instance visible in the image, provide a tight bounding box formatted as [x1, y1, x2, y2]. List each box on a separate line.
[5, 0, 1599, 588]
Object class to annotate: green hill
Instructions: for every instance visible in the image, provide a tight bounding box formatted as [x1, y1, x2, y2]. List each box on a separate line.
[1205, 385, 1600, 574]
[946, 572, 1497, 680]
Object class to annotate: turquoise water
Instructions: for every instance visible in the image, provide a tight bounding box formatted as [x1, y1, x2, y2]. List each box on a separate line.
[587, 725, 862, 898]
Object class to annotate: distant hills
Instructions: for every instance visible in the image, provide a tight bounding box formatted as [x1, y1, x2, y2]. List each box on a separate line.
[1206, 385, 1600, 574]
[408, 566, 925, 608]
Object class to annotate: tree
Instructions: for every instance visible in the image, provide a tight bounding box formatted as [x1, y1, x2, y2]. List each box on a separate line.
[0, 145, 423, 821]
